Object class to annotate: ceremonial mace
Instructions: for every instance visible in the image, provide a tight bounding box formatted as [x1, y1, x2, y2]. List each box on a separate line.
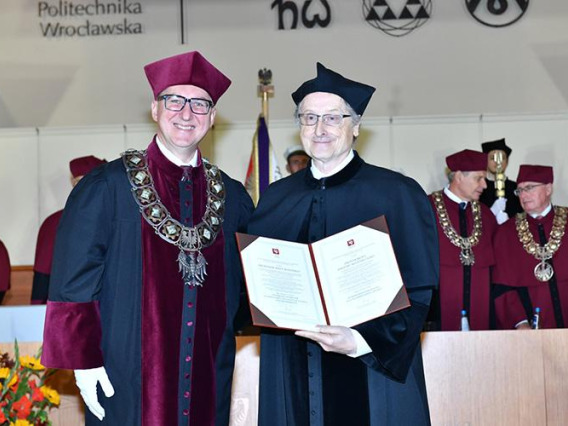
[493, 151, 506, 198]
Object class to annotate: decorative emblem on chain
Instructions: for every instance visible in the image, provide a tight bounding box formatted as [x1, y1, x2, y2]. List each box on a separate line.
[515, 206, 567, 282]
[122, 149, 225, 286]
[432, 191, 483, 266]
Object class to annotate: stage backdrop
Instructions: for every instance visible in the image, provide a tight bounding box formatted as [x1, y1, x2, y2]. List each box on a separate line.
[0, 1, 567, 127]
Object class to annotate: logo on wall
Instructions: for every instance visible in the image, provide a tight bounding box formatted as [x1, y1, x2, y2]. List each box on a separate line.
[465, 0, 529, 28]
[363, 0, 432, 37]
[271, 0, 331, 30]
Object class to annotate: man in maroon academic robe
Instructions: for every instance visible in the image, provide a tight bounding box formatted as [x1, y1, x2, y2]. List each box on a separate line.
[493, 165, 568, 329]
[31, 155, 106, 304]
[427, 149, 498, 331]
[0, 239, 10, 304]
[41, 51, 254, 425]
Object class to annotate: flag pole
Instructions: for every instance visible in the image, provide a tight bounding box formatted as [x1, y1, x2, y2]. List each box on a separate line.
[245, 69, 281, 205]
[257, 68, 274, 121]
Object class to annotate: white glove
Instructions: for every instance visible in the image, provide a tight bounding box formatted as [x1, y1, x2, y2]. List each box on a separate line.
[490, 198, 508, 224]
[74, 366, 115, 421]
[495, 210, 509, 225]
[490, 197, 507, 215]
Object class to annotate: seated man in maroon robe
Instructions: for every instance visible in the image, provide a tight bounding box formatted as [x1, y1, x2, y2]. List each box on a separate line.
[31, 155, 106, 304]
[427, 149, 498, 331]
[0, 238, 10, 305]
[41, 51, 254, 425]
[493, 165, 568, 329]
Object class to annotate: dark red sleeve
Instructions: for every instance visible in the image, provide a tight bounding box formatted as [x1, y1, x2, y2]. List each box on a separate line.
[41, 300, 104, 369]
[0, 240, 10, 292]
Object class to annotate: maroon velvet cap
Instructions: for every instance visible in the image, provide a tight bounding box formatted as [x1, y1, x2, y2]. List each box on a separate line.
[517, 165, 554, 184]
[446, 149, 487, 172]
[69, 155, 107, 178]
[144, 51, 231, 103]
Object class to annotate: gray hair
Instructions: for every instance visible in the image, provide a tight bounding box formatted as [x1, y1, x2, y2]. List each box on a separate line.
[447, 170, 470, 183]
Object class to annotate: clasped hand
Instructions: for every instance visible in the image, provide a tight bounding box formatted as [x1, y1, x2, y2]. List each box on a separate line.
[74, 366, 115, 421]
[295, 325, 357, 354]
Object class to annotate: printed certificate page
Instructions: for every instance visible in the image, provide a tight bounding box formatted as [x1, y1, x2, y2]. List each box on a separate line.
[237, 234, 327, 331]
[309, 217, 409, 327]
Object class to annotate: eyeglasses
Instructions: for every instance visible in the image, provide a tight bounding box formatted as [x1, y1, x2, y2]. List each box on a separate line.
[514, 183, 546, 197]
[297, 113, 351, 127]
[158, 95, 213, 115]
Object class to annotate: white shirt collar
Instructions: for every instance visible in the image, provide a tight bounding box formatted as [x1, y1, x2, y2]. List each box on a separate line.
[155, 136, 198, 167]
[529, 203, 553, 219]
[443, 186, 468, 205]
[311, 150, 355, 179]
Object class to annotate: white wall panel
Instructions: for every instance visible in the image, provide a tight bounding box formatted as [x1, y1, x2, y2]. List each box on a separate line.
[390, 115, 482, 194]
[0, 128, 38, 265]
[37, 125, 126, 221]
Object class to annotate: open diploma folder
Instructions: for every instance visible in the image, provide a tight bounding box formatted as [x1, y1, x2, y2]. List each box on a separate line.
[236, 216, 410, 331]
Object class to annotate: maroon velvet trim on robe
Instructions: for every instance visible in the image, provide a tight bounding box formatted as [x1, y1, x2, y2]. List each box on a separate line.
[34, 210, 63, 275]
[493, 211, 568, 329]
[429, 193, 497, 331]
[41, 301, 104, 369]
[0, 239, 10, 292]
[141, 141, 227, 426]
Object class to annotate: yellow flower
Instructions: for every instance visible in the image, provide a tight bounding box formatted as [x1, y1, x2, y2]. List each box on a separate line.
[19, 355, 45, 371]
[0, 367, 10, 378]
[40, 385, 61, 405]
[10, 420, 32, 426]
[2, 371, 18, 388]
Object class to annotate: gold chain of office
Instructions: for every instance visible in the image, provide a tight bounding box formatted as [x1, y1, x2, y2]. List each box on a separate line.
[432, 191, 482, 266]
[122, 149, 225, 287]
[515, 206, 567, 282]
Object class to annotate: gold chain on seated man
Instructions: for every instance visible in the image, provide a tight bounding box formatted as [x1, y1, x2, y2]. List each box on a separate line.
[515, 206, 567, 282]
[432, 191, 482, 266]
[122, 149, 225, 287]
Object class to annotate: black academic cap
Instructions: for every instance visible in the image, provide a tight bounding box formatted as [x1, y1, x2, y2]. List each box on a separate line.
[291, 63, 376, 116]
[481, 138, 512, 157]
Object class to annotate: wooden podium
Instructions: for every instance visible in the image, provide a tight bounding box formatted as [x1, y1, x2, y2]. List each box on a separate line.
[229, 330, 568, 426]
[421, 329, 568, 426]
[3, 326, 568, 425]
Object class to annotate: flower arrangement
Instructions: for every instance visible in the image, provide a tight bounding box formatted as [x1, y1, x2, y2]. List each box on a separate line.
[0, 341, 60, 426]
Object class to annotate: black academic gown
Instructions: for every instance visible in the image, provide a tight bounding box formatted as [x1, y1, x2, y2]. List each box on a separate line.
[480, 178, 523, 218]
[248, 153, 439, 426]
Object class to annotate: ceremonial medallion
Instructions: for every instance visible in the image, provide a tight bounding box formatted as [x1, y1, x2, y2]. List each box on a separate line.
[432, 191, 483, 266]
[534, 261, 554, 282]
[515, 206, 567, 283]
[122, 149, 225, 287]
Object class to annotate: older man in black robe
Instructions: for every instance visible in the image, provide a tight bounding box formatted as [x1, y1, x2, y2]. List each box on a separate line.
[248, 63, 439, 426]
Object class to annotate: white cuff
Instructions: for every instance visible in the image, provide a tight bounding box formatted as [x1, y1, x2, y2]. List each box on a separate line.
[347, 329, 372, 358]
